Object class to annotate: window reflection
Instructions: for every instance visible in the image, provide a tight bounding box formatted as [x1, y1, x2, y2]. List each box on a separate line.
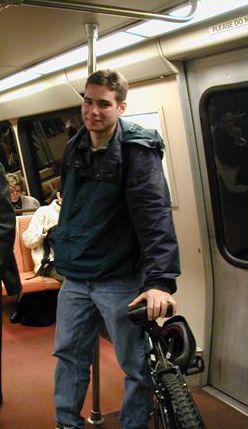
[207, 86, 248, 263]
[0, 124, 21, 173]
[19, 109, 82, 202]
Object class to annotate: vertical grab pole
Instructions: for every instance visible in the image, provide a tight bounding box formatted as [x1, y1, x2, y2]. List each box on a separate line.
[84, 23, 103, 425]
[87, 335, 104, 424]
[85, 23, 98, 77]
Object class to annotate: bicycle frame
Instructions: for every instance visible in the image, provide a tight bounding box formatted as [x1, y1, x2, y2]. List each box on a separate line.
[128, 302, 205, 429]
[145, 320, 186, 428]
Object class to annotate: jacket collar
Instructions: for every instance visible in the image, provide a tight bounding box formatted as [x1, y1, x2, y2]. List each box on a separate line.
[74, 122, 122, 156]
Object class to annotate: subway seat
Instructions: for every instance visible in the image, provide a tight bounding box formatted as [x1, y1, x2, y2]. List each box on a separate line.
[2, 215, 61, 296]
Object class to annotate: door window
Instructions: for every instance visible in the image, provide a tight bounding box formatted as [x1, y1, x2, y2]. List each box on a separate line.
[200, 82, 248, 267]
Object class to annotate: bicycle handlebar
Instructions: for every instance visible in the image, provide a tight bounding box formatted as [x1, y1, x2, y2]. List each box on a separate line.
[128, 300, 173, 325]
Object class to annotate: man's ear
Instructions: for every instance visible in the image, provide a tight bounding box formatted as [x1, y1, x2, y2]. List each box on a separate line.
[118, 101, 127, 116]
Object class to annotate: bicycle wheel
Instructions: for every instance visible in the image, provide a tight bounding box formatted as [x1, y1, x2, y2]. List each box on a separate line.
[159, 372, 205, 429]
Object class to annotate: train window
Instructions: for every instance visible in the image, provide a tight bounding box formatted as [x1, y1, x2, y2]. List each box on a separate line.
[18, 108, 82, 203]
[200, 82, 248, 268]
[0, 122, 21, 173]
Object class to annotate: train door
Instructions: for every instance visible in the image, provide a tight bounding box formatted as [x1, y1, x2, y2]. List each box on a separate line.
[186, 47, 248, 408]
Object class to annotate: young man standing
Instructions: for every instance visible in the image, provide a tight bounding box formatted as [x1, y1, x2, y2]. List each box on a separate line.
[54, 69, 180, 429]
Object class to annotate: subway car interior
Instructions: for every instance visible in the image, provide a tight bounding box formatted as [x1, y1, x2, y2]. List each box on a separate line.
[0, 1, 248, 428]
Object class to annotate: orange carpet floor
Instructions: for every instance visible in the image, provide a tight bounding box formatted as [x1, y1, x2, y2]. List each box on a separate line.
[1, 297, 247, 429]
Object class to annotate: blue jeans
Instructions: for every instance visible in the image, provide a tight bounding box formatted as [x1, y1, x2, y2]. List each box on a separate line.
[54, 278, 152, 429]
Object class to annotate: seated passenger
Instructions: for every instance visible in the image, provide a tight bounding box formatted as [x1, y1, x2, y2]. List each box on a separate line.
[22, 191, 63, 282]
[7, 172, 40, 213]
[10, 192, 64, 324]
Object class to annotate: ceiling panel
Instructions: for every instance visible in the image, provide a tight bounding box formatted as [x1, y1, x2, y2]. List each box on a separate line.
[0, 0, 184, 78]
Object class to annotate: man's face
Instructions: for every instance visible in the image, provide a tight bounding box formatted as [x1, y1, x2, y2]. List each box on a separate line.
[81, 84, 126, 134]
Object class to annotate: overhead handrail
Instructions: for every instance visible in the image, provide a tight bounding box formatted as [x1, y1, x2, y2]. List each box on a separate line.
[0, 0, 198, 23]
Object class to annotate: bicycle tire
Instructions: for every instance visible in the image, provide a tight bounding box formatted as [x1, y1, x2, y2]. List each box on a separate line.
[159, 372, 205, 429]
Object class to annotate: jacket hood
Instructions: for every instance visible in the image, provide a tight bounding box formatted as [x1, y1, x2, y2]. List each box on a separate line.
[119, 118, 165, 157]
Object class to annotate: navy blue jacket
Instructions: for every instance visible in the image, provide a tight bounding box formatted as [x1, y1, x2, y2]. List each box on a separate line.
[55, 119, 180, 294]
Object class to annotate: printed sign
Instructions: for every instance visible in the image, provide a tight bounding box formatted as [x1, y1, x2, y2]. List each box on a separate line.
[209, 15, 248, 34]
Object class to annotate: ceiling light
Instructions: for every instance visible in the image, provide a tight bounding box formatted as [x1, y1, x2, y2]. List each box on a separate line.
[0, 70, 41, 92]
[0, 46, 89, 92]
[96, 32, 145, 56]
[31, 46, 88, 75]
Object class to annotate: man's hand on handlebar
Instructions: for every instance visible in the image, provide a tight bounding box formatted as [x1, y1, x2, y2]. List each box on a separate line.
[128, 289, 177, 321]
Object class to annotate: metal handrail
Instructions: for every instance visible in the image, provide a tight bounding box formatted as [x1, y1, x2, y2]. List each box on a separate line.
[1, 0, 198, 23]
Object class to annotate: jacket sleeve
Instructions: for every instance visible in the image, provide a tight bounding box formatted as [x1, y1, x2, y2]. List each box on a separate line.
[125, 145, 180, 294]
[59, 132, 77, 196]
[0, 162, 16, 269]
[22, 207, 47, 249]
[59, 158, 66, 196]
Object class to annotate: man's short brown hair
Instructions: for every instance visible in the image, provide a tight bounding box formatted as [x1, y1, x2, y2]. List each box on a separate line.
[85, 69, 128, 103]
